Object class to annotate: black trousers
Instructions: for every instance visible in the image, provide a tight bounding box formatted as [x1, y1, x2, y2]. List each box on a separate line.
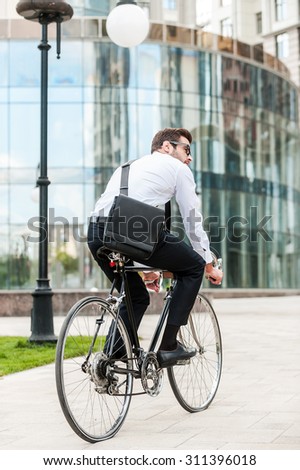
[87, 222, 205, 340]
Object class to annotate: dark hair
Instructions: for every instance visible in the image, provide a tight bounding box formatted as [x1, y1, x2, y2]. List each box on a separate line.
[151, 128, 192, 153]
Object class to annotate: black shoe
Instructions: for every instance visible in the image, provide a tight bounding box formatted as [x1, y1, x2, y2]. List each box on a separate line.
[157, 342, 197, 368]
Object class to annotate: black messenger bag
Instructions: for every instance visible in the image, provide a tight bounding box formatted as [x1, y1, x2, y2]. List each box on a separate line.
[103, 161, 170, 260]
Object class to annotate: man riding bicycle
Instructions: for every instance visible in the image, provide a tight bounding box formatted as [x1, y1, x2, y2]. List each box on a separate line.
[87, 128, 223, 367]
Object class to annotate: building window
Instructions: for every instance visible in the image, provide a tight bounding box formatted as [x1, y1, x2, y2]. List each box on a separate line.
[72, 0, 110, 15]
[256, 12, 262, 34]
[275, 0, 287, 21]
[276, 32, 289, 58]
[164, 0, 177, 9]
[163, 0, 178, 22]
[221, 17, 233, 37]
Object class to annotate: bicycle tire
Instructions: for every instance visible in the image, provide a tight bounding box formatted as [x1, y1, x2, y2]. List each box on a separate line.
[55, 296, 133, 443]
[168, 293, 222, 412]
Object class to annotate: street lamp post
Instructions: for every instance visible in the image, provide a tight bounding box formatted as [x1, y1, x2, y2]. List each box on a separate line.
[15, 0, 149, 343]
[16, 0, 73, 343]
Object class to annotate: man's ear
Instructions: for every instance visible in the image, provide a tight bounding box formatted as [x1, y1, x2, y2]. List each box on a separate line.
[161, 140, 172, 154]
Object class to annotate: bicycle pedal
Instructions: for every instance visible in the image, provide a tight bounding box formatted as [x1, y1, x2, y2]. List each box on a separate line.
[176, 359, 191, 365]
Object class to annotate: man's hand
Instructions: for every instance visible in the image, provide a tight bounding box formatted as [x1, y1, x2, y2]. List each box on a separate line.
[205, 263, 223, 286]
[142, 271, 161, 292]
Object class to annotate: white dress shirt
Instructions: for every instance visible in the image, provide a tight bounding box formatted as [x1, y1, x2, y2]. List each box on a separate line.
[91, 152, 213, 264]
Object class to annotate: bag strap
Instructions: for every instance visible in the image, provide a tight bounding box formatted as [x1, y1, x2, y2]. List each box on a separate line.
[165, 199, 171, 233]
[120, 160, 134, 196]
[120, 160, 171, 232]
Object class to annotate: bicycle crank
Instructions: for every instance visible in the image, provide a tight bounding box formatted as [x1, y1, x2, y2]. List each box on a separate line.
[141, 352, 163, 397]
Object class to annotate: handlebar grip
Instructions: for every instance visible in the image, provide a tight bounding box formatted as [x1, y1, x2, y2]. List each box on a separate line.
[216, 258, 223, 270]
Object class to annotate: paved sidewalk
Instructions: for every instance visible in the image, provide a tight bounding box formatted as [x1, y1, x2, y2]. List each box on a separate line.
[0, 296, 299, 450]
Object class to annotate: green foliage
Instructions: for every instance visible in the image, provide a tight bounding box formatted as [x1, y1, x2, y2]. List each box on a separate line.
[0, 254, 30, 288]
[56, 250, 78, 274]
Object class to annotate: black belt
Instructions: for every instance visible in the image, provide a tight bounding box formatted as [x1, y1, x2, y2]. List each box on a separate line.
[90, 216, 107, 224]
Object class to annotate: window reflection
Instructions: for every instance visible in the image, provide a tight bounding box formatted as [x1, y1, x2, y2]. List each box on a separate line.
[1, 39, 299, 290]
[10, 185, 39, 224]
[221, 17, 233, 38]
[0, 41, 8, 86]
[48, 103, 83, 166]
[10, 41, 39, 86]
[275, 32, 289, 59]
[10, 104, 40, 167]
[0, 104, 8, 167]
[275, 0, 287, 21]
[49, 41, 83, 86]
[72, 0, 110, 16]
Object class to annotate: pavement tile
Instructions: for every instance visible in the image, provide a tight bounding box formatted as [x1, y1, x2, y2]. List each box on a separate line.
[220, 442, 300, 450]
[0, 296, 300, 450]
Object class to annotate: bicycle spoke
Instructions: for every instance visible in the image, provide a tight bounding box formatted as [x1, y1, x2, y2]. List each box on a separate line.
[56, 297, 133, 442]
[168, 294, 222, 412]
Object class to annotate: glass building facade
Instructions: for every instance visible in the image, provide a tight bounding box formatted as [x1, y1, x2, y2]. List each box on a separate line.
[0, 17, 299, 290]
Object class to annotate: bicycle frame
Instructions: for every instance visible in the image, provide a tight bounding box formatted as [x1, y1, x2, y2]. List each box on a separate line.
[108, 262, 175, 360]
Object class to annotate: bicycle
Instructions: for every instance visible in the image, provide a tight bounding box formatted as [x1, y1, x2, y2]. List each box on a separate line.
[55, 251, 223, 443]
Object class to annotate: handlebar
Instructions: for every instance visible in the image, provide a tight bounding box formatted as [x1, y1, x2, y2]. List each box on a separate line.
[211, 252, 223, 271]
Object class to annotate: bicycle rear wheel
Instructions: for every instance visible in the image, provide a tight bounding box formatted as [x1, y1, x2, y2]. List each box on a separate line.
[168, 293, 222, 412]
[55, 296, 133, 443]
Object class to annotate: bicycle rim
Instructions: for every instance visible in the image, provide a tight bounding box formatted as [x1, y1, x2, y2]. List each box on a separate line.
[168, 294, 222, 412]
[55, 296, 133, 443]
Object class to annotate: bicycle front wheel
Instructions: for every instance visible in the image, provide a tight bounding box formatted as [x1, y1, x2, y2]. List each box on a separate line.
[168, 293, 222, 412]
[55, 296, 133, 443]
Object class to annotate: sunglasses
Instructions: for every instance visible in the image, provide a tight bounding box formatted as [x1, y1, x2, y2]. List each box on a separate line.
[169, 141, 191, 156]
